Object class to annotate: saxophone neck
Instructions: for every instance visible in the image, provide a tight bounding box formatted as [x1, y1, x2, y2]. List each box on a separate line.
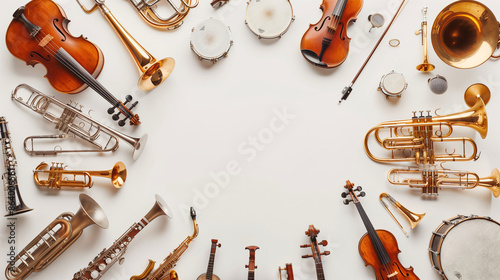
[190, 207, 199, 239]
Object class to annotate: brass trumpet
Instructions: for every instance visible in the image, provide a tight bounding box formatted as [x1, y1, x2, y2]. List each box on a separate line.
[128, 0, 199, 30]
[364, 83, 489, 164]
[379, 193, 425, 237]
[388, 167, 500, 197]
[431, 0, 500, 69]
[76, 0, 175, 91]
[5, 194, 108, 280]
[415, 7, 434, 72]
[34, 162, 127, 189]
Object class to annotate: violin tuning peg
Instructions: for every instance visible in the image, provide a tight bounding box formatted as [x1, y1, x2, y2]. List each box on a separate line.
[118, 119, 127, 127]
[355, 186, 362, 192]
[359, 191, 366, 197]
[301, 254, 313, 258]
[255, 265, 258, 269]
[319, 240, 328, 246]
[323, 251, 331, 256]
[245, 264, 249, 268]
[125, 95, 133, 102]
[107, 107, 116, 114]
[300, 244, 311, 248]
[341, 192, 347, 198]
[343, 199, 351, 205]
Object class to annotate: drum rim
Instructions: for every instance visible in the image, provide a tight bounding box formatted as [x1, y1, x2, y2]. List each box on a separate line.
[245, 0, 294, 39]
[190, 18, 233, 62]
[378, 70, 407, 97]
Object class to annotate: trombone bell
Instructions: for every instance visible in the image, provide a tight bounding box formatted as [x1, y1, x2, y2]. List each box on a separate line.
[379, 193, 425, 237]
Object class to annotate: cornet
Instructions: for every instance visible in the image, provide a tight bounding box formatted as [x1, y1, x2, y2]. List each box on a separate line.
[415, 7, 434, 72]
[379, 193, 425, 237]
[12, 84, 147, 160]
[128, 0, 199, 30]
[5, 194, 108, 280]
[76, 0, 175, 91]
[33, 161, 127, 189]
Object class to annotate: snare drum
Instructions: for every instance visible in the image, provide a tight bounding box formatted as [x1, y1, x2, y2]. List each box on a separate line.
[245, 0, 294, 39]
[377, 70, 407, 98]
[190, 18, 233, 63]
[429, 215, 500, 280]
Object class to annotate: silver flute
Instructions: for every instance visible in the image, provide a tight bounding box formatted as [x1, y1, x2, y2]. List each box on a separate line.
[1, 116, 33, 216]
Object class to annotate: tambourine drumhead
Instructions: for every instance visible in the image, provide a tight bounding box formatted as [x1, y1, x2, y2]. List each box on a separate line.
[191, 18, 232, 62]
[430, 216, 500, 279]
[379, 71, 407, 97]
[245, 0, 294, 39]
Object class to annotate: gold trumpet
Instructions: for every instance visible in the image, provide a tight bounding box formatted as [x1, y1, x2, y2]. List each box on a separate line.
[33, 162, 127, 189]
[379, 193, 425, 237]
[127, 0, 199, 30]
[5, 194, 108, 280]
[388, 167, 500, 197]
[364, 83, 489, 164]
[76, 0, 175, 91]
[415, 7, 434, 72]
[431, 0, 500, 69]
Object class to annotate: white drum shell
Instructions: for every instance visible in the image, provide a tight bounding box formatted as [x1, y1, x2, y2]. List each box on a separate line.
[429, 215, 500, 280]
[245, 0, 294, 39]
[190, 18, 233, 63]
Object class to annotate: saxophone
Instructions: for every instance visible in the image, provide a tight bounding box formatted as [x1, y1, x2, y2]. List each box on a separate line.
[131, 207, 199, 280]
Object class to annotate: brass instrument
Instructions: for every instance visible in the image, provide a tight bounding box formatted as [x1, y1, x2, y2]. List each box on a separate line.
[127, 0, 199, 30]
[415, 7, 434, 72]
[73, 194, 172, 280]
[279, 263, 294, 280]
[12, 84, 147, 160]
[33, 161, 127, 189]
[431, 0, 500, 69]
[5, 194, 108, 280]
[131, 207, 199, 280]
[388, 167, 500, 197]
[379, 193, 425, 237]
[364, 83, 489, 164]
[76, 0, 175, 91]
[1, 117, 33, 216]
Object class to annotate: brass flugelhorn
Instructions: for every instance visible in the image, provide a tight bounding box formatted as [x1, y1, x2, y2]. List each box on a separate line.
[388, 167, 500, 197]
[34, 161, 127, 189]
[131, 207, 199, 280]
[364, 83, 489, 164]
[5, 194, 108, 280]
[431, 0, 500, 69]
[12, 84, 147, 160]
[415, 7, 434, 72]
[127, 0, 199, 30]
[76, 0, 175, 91]
[379, 193, 425, 237]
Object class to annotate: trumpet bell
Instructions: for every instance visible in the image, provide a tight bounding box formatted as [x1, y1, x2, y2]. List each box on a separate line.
[110, 162, 127, 188]
[138, 57, 176, 91]
[431, 0, 499, 69]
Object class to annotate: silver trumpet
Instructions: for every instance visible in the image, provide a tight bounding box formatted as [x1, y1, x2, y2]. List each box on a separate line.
[11, 84, 147, 160]
[5, 194, 108, 280]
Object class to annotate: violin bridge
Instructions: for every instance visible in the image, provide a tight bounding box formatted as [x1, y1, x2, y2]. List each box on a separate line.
[38, 34, 54, 47]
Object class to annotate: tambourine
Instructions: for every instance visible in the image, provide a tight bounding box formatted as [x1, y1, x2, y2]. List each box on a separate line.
[245, 0, 294, 39]
[190, 18, 233, 63]
[377, 70, 407, 98]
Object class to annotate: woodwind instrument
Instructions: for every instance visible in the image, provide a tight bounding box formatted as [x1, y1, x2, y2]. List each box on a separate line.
[1, 117, 32, 216]
[300, 225, 329, 280]
[245, 246, 259, 280]
[72, 195, 172, 280]
[196, 239, 221, 280]
[131, 207, 199, 280]
[278, 263, 294, 280]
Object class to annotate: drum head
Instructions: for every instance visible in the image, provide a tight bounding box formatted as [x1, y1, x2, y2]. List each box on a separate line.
[380, 72, 407, 96]
[191, 18, 232, 62]
[245, 0, 293, 39]
[440, 218, 500, 279]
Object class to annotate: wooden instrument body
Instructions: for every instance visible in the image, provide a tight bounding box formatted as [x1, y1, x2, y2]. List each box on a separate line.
[196, 274, 221, 280]
[300, 0, 363, 68]
[359, 229, 418, 280]
[6, 0, 103, 94]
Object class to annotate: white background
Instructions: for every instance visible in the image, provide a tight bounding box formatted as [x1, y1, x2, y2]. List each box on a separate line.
[1, 0, 500, 279]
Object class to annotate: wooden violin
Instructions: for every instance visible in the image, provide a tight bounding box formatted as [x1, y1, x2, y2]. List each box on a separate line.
[245, 246, 259, 280]
[300, 225, 330, 280]
[197, 239, 221, 280]
[342, 180, 420, 280]
[5, 0, 140, 126]
[300, 0, 363, 68]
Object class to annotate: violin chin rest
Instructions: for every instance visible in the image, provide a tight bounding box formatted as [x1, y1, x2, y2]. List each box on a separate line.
[301, 49, 328, 68]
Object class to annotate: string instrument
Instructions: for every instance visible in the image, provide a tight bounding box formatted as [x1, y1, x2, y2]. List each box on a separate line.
[300, 225, 330, 280]
[300, 0, 363, 68]
[342, 180, 420, 280]
[5, 0, 140, 126]
[245, 246, 259, 280]
[278, 263, 294, 280]
[197, 239, 221, 280]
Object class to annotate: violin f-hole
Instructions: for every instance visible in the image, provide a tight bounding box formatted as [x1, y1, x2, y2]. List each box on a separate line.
[52, 18, 67, 41]
[315, 16, 331, 31]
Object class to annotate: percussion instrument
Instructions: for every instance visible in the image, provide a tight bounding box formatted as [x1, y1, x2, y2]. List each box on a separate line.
[196, 239, 222, 280]
[245, 0, 294, 39]
[128, 0, 198, 30]
[300, 225, 329, 280]
[429, 215, 500, 279]
[377, 70, 407, 98]
[5, 194, 108, 280]
[190, 18, 233, 63]
[379, 193, 425, 237]
[415, 7, 435, 72]
[1, 117, 33, 216]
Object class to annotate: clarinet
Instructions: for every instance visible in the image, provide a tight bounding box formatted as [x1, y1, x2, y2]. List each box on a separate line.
[72, 195, 171, 280]
[1, 116, 33, 216]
